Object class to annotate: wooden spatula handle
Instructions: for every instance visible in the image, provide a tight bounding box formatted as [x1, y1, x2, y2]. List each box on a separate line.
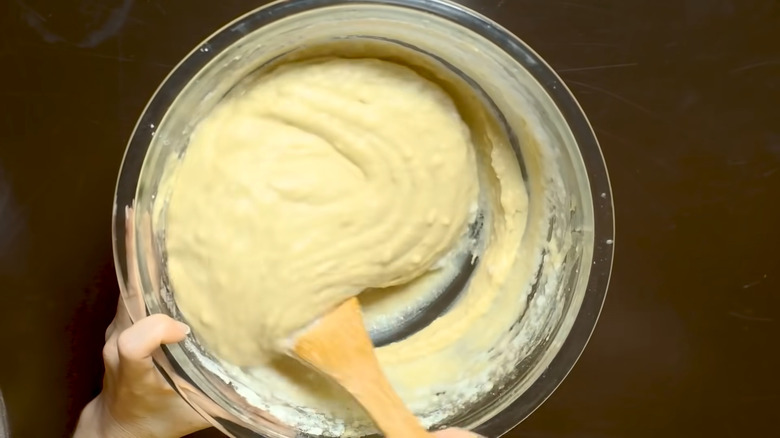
[294, 297, 430, 438]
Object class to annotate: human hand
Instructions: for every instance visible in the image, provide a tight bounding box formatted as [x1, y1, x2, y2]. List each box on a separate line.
[73, 310, 210, 438]
[73, 207, 210, 438]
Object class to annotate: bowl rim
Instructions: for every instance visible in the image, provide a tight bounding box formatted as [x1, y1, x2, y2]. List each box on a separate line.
[112, 0, 615, 436]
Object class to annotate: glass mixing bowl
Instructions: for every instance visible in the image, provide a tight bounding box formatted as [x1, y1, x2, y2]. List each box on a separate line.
[112, 0, 614, 436]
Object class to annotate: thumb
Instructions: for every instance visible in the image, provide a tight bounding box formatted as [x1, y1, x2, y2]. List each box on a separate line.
[434, 428, 483, 438]
[116, 314, 190, 376]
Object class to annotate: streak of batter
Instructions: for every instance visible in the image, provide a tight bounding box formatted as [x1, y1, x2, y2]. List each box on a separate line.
[165, 58, 480, 366]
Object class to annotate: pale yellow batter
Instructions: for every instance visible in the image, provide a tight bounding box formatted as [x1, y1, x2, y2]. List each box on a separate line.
[161, 49, 540, 436]
[165, 58, 479, 366]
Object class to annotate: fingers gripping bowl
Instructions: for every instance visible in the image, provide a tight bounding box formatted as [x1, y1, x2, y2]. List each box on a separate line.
[112, 0, 614, 437]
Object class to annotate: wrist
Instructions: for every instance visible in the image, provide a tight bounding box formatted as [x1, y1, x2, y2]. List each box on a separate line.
[73, 395, 130, 438]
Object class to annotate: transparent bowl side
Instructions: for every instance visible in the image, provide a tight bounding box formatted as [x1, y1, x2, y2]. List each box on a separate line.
[112, 1, 614, 437]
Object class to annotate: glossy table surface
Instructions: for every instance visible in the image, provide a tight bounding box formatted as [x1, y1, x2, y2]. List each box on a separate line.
[0, 0, 778, 437]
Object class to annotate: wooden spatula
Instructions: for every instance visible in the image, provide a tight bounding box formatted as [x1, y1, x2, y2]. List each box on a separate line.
[293, 297, 431, 438]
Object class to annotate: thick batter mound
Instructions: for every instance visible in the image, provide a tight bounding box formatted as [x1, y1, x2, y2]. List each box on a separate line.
[162, 53, 535, 436]
[165, 58, 479, 366]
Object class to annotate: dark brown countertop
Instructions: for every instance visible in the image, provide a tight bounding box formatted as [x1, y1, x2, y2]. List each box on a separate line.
[0, 1, 778, 437]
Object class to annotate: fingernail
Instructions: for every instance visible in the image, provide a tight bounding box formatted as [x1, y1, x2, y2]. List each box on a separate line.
[124, 206, 130, 219]
[177, 322, 191, 335]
